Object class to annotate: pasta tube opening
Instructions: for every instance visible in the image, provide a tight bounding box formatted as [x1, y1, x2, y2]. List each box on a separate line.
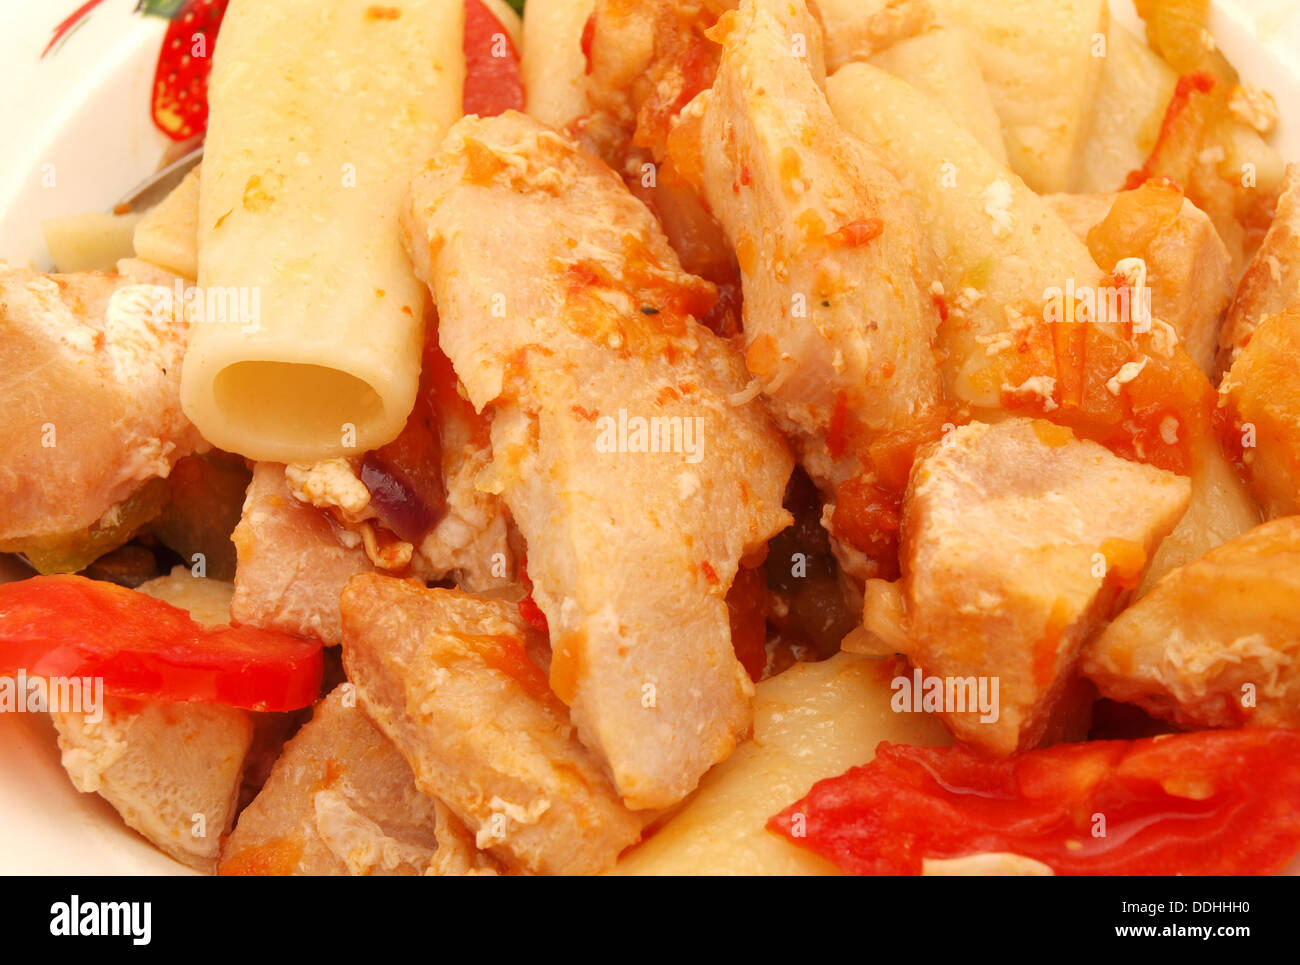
[209, 362, 385, 459]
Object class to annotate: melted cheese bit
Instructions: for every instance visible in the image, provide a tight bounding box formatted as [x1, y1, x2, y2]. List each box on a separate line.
[1106, 357, 1149, 397]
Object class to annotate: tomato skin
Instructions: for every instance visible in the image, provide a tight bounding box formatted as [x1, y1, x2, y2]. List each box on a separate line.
[463, 0, 524, 117]
[0, 576, 323, 712]
[769, 729, 1300, 875]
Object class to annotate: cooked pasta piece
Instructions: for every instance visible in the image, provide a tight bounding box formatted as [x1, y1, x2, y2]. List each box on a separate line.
[133, 165, 200, 281]
[1137, 432, 1261, 594]
[864, 8, 1007, 163]
[403, 110, 793, 810]
[826, 62, 1105, 414]
[610, 652, 950, 875]
[1069, 20, 1176, 193]
[932, 0, 1108, 193]
[812, 0, 1005, 163]
[182, 0, 464, 463]
[521, 0, 595, 130]
[43, 212, 141, 275]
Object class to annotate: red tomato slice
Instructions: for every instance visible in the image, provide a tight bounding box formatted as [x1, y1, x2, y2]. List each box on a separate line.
[769, 730, 1300, 875]
[0, 575, 322, 712]
[464, 0, 524, 117]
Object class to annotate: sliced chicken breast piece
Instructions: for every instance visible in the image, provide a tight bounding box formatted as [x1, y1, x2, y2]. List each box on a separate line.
[426, 799, 504, 876]
[1082, 517, 1300, 730]
[49, 556, 252, 873]
[1218, 163, 1300, 374]
[340, 574, 645, 875]
[669, 0, 945, 494]
[861, 419, 1190, 756]
[220, 686, 455, 876]
[1217, 309, 1300, 519]
[230, 462, 373, 645]
[52, 697, 250, 874]
[1046, 189, 1234, 375]
[402, 111, 793, 809]
[52, 696, 253, 873]
[0, 266, 201, 543]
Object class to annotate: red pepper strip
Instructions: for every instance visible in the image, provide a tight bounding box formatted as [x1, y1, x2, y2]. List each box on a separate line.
[0, 575, 323, 712]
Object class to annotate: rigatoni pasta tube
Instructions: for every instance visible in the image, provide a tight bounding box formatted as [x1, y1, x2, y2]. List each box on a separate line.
[181, 0, 464, 462]
[521, 0, 593, 129]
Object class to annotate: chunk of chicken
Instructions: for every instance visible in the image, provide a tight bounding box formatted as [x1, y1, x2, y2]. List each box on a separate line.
[221, 687, 472, 876]
[49, 555, 251, 874]
[1082, 517, 1300, 729]
[341, 575, 644, 874]
[230, 462, 372, 644]
[1217, 163, 1300, 374]
[52, 696, 253, 873]
[1218, 309, 1300, 519]
[669, 0, 946, 494]
[0, 266, 201, 544]
[402, 111, 793, 809]
[426, 799, 503, 876]
[857, 419, 1190, 756]
[1046, 189, 1234, 375]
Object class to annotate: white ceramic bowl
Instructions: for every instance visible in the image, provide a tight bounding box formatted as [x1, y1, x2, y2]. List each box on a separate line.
[0, 0, 1298, 875]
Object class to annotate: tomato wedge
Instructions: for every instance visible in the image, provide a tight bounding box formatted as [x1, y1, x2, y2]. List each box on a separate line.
[0, 575, 322, 712]
[464, 0, 524, 117]
[769, 730, 1300, 875]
